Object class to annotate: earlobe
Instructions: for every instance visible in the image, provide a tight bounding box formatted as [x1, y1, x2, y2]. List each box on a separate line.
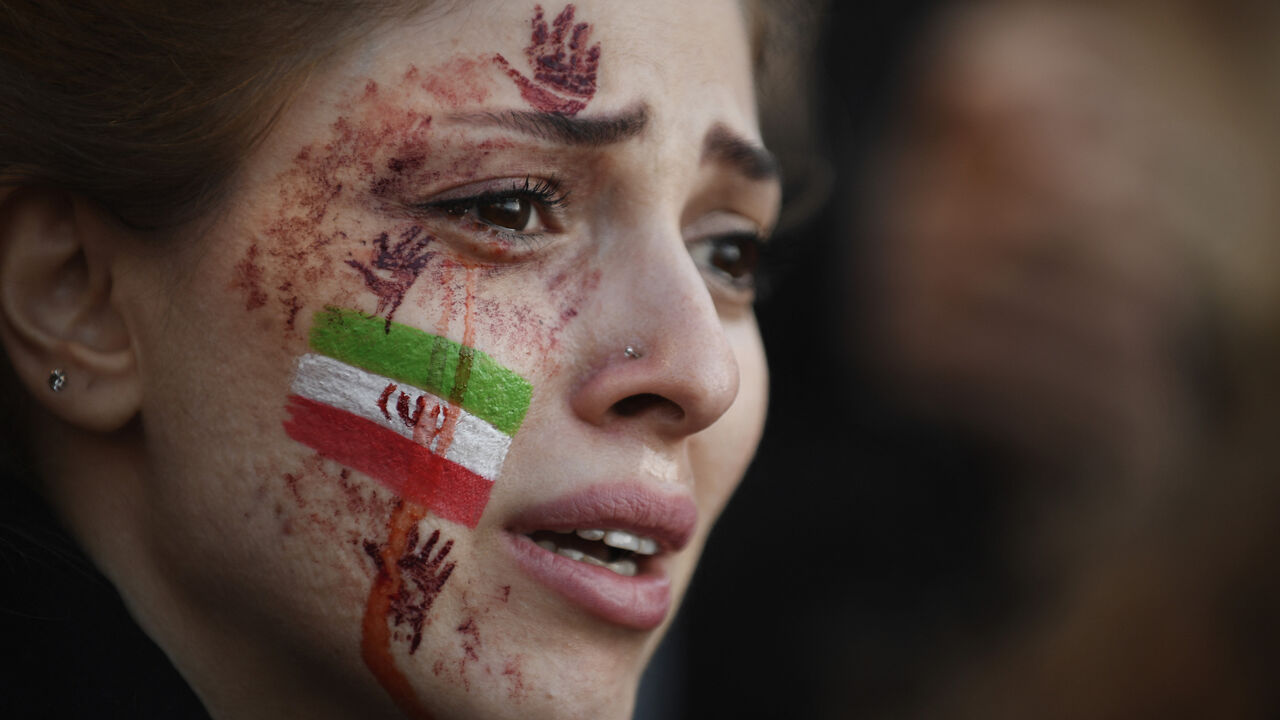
[0, 187, 140, 432]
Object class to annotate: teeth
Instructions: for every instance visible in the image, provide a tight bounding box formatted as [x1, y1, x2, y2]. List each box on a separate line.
[556, 547, 585, 562]
[607, 559, 638, 577]
[528, 528, 659, 577]
[603, 529, 661, 555]
[573, 529, 660, 555]
[603, 530, 639, 552]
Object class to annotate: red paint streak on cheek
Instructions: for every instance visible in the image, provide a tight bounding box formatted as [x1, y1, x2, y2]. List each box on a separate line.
[277, 281, 303, 330]
[361, 502, 455, 719]
[506, 262, 601, 374]
[357, 265, 485, 713]
[277, 455, 395, 538]
[455, 616, 482, 690]
[462, 265, 479, 347]
[551, 265, 601, 339]
[424, 263, 478, 455]
[230, 243, 268, 310]
[493, 3, 601, 116]
[502, 657, 527, 701]
[456, 618, 480, 659]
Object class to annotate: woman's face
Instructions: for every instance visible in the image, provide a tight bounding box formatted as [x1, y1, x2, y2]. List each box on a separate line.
[107, 1, 777, 717]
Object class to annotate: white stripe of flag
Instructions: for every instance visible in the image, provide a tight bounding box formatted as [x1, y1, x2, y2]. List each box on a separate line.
[291, 353, 511, 481]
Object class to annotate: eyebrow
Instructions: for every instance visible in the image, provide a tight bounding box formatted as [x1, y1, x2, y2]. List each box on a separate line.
[449, 103, 650, 147]
[701, 124, 780, 181]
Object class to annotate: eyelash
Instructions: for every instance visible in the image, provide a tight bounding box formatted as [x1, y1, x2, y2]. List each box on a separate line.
[411, 177, 771, 300]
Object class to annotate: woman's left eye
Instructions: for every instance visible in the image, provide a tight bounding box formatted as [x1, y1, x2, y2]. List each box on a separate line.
[690, 232, 763, 286]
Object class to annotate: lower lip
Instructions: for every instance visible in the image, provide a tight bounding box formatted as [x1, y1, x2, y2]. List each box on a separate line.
[503, 533, 672, 630]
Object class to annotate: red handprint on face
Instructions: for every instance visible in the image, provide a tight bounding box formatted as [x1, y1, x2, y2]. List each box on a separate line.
[365, 526, 456, 655]
[494, 4, 601, 116]
[345, 225, 434, 331]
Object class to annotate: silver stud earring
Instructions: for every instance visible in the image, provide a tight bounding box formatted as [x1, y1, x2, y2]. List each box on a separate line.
[624, 346, 642, 359]
[48, 368, 67, 392]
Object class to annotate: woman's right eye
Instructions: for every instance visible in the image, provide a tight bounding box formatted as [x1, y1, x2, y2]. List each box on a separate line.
[423, 176, 568, 241]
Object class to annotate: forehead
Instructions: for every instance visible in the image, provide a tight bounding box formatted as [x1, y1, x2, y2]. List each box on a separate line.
[284, 0, 759, 144]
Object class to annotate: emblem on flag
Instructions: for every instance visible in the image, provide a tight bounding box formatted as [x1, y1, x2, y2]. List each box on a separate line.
[283, 307, 533, 527]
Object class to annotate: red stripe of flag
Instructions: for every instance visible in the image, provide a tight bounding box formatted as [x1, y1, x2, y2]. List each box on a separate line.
[283, 395, 492, 528]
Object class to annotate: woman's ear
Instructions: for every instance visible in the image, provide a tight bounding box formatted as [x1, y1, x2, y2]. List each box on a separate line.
[0, 187, 140, 432]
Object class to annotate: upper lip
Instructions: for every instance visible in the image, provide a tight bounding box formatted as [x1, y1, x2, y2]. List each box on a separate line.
[504, 483, 698, 554]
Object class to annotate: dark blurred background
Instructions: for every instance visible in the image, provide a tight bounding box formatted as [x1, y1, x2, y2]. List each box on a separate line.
[649, 1, 1280, 718]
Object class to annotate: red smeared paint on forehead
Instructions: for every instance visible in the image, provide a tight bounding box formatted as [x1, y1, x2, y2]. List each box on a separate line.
[421, 57, 493, 109]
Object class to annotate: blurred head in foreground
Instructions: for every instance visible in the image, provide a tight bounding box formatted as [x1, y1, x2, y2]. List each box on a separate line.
[861, 0, 1280, 716]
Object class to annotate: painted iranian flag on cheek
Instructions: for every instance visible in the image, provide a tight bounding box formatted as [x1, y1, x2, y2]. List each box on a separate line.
[283, 307, 533, 528]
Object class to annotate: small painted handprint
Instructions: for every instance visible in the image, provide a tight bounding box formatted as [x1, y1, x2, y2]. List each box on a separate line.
[366, 526, 456, 655]
[345, 225, 434, 329]
[494, 4, 601, 116]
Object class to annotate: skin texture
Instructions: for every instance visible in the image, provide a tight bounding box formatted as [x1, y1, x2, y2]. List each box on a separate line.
[9, 1, 778, 718]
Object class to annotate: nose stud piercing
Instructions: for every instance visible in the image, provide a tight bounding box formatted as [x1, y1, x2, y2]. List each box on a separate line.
[48, 368, 67, 392]
[624, 346, 642, 360]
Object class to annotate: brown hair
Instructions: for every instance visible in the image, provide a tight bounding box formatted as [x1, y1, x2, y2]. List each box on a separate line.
[0, 0, 432, 230]
[0, 0, 440, 490]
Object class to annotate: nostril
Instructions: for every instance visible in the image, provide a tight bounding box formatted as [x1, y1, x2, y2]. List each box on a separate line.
[610, 393, 684, 422]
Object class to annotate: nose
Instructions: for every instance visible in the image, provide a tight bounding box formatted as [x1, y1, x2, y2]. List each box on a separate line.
[569, 227, 740, 439]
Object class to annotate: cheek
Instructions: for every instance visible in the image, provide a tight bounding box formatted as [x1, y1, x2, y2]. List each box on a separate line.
[731, 312, 769, 438]
[691, 318, 767, 516]
[440, 261, 603, 379]
[120, 246, 392, 655]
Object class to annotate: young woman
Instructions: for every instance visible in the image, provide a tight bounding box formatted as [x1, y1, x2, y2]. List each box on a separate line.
[0, 1, 781, 717]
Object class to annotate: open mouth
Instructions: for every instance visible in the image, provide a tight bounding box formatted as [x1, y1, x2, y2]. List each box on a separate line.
[526, 528, 660, 577]
[503, 485, 697, 628]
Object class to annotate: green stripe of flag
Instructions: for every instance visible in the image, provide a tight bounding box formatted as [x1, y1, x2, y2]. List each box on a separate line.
[308, 306, 532, 436]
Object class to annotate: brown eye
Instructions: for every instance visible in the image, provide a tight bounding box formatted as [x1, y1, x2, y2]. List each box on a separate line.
[428, 177, 566, 239]
[446, 196, 535, 232]
[476, 196, 533, 231]
[706, 233, 760, 281]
